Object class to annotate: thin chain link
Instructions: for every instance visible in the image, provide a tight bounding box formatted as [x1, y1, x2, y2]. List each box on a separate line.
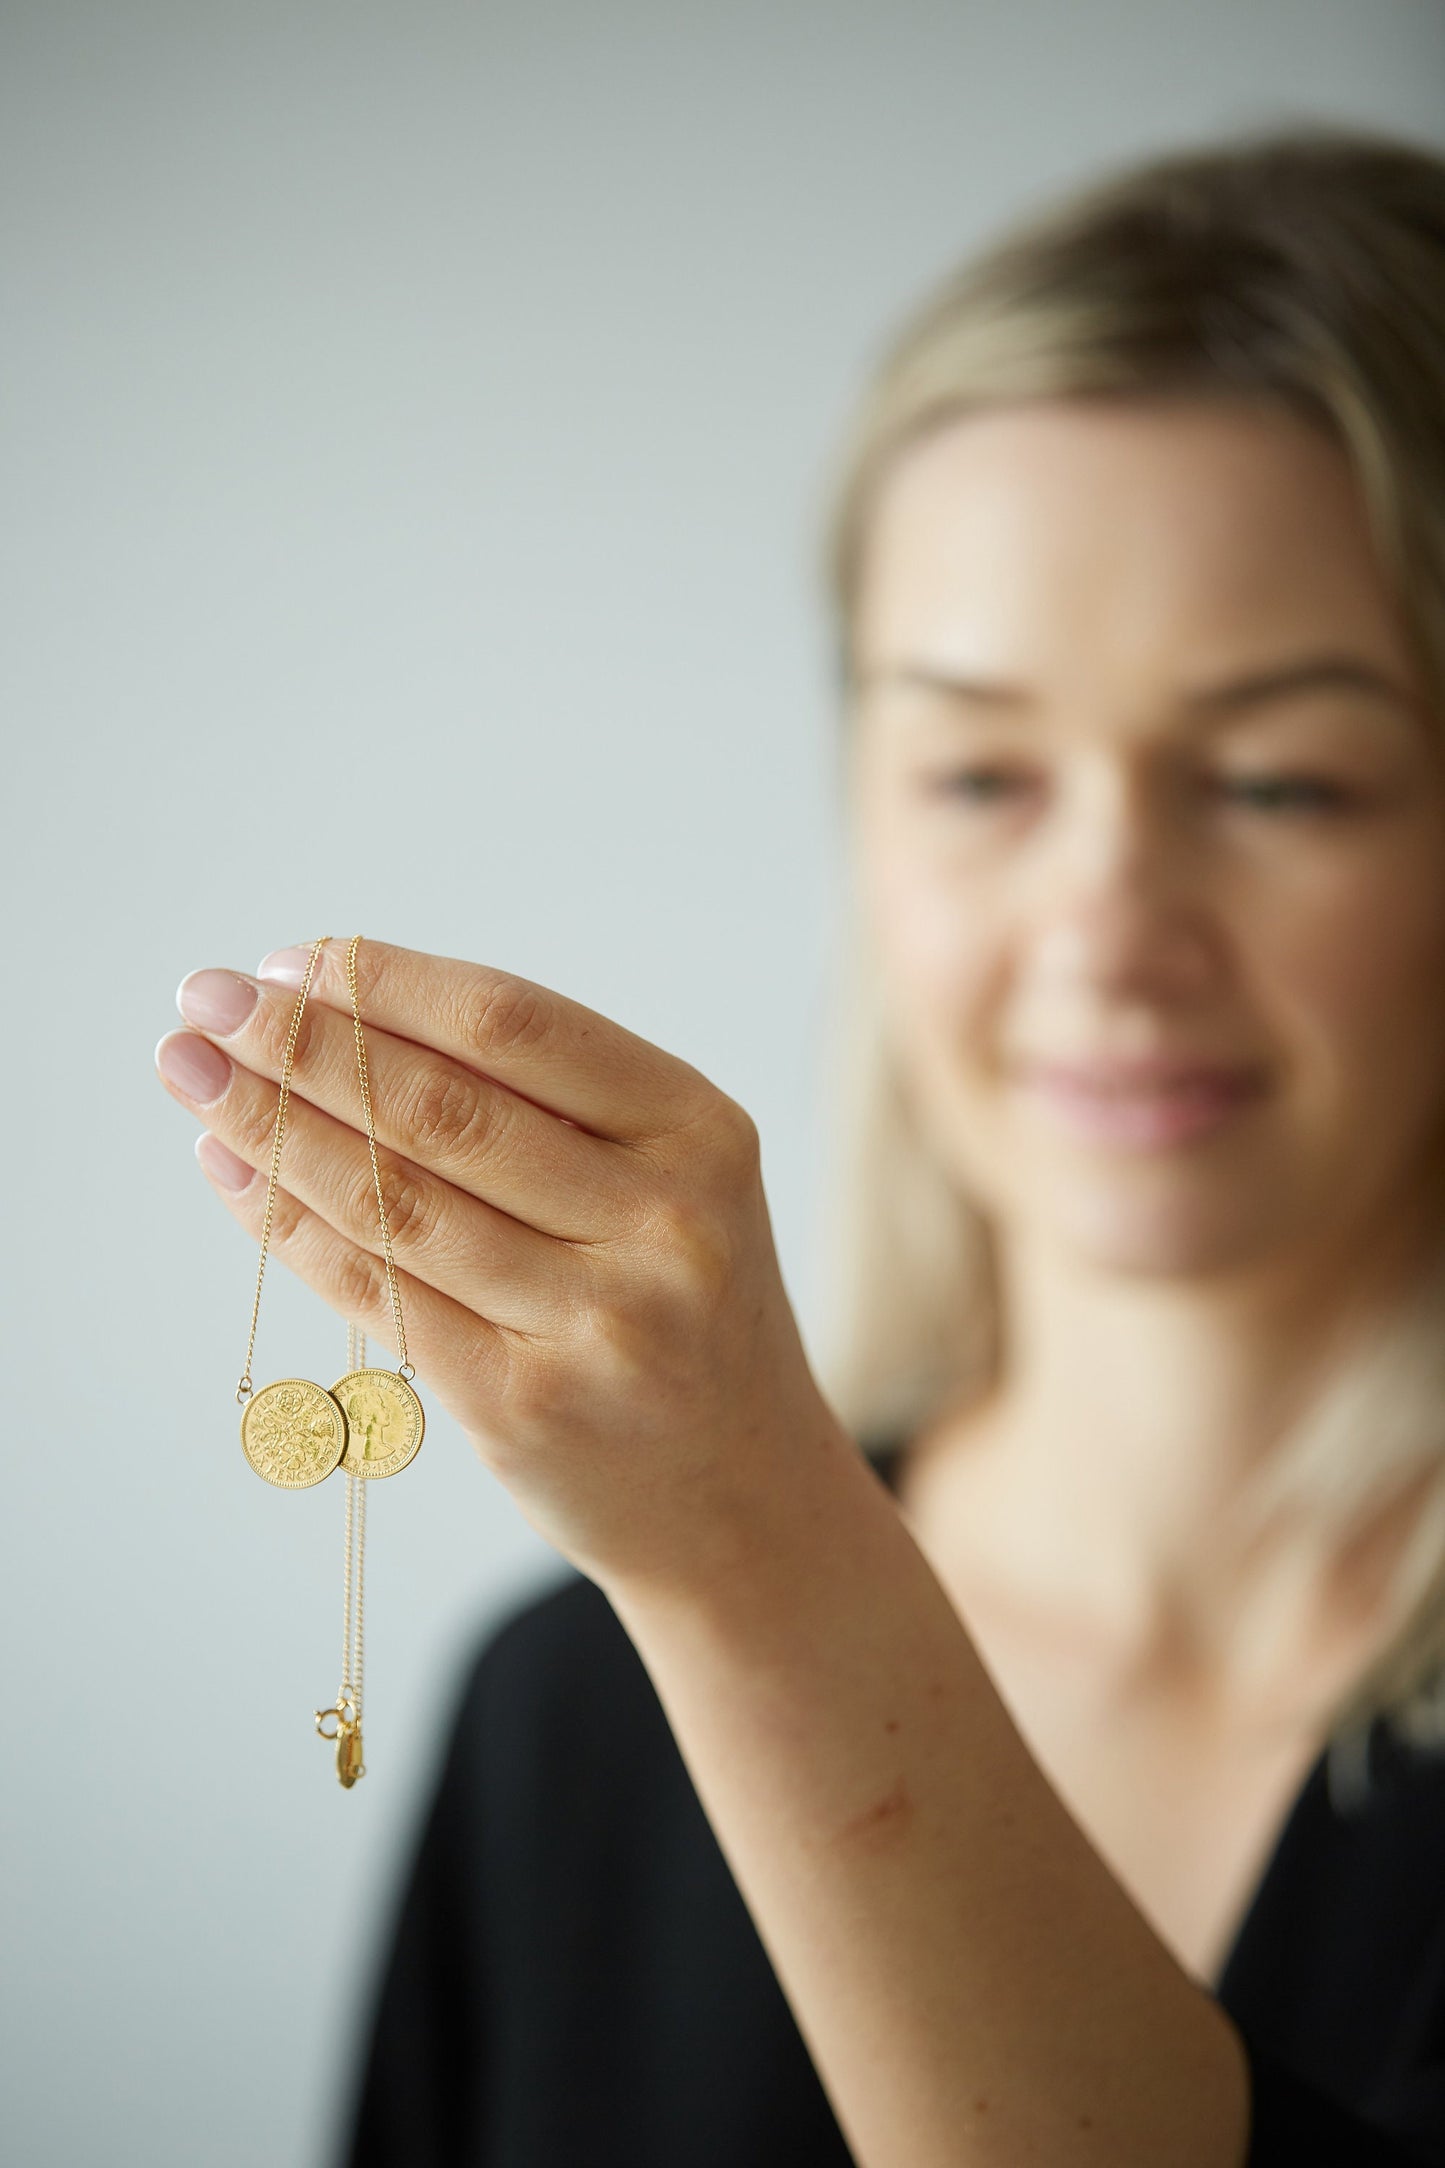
[329, 932, 410, 1777]
[345, 933, 412, 1378]
[236, 932, 412, 1398]
[235, 933, 332, 1402]
[339, 1319, 367, 1726]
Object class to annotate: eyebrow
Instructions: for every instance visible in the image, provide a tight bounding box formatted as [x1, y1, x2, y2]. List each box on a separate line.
[855, 653, 1425, 724]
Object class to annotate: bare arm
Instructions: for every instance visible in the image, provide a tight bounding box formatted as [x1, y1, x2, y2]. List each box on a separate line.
[601, 1427, 1252, 2168]
[167, 943, 1253, 2165]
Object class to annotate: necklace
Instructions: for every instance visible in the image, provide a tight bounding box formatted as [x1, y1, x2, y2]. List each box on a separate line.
[236, 934, 345, 1486]
[317, 1317, 372, 1788]
[327, 933, 426, 1483]
[233, 932, 426, 1786]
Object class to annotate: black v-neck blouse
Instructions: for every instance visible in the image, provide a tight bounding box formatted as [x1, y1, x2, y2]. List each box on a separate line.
[337, 1441, 1445, 2166]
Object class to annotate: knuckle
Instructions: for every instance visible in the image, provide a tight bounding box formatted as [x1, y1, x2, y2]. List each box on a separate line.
[461, 975, 553, 1064]
[571, 1318, 628, 1408]
[334, 1244, 390, 1322]
[406, 1063, 512, 1167]
[490, 1329, 583, 1442]
[360, 1155, 436, 1252]
[254, 987, 325, 1075]
[579, 1275, 699, 1410]
[349, 936, 387, 1011]
[234, 1088, 283, 1160]
[646, 1186, 737, 1305]
[629, 1098, 760, 1307]
[266, 1183, 311, 1249]
[582, 1288, 651, 1378]
[504, 1345, 567, 1426]
[712, 1093, 761, 1172]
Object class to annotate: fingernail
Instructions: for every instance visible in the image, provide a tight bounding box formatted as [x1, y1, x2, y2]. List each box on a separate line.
[196, 1133, 255, 1191]
[177, 969, 260, 1035]
[256, 947, 312, 987]
[157, 1031, 233, 1103]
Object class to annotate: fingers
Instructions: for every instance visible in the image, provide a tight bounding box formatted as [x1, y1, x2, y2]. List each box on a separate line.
[173, 963, 644, 1244]
[253, 937, 712, 1145]
[160, 1029, 592, 1337]
[194, 1132, 514, 1419]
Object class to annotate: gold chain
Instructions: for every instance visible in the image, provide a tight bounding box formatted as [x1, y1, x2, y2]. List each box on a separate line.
[236, 932, 414, 1400]
[235, 932, 332, 1406]
[338, 1319, 368, 1754]
[228, 932, 422, 1787]
[345, 933, 413, 1380]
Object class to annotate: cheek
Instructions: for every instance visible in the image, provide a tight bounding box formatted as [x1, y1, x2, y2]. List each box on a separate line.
[861, 851, 1022, 1213]
[865, 848, 1004, 1050]
[1267, 863, 1445, 1071]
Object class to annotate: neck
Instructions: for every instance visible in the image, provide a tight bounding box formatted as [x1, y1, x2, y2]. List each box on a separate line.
[911, 1201, 1438, 1699]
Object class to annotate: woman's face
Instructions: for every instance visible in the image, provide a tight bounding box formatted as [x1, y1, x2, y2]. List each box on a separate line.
[848, 396, 1445, 1281]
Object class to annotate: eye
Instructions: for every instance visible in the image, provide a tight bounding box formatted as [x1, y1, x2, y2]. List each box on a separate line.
[1216, 773, 1358, 815]
[919, 765, 1032, 805]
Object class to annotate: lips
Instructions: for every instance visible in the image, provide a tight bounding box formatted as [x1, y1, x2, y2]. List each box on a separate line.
[1014, 1057, 1267, 1148]
[1023, 1057, 1266, 1093]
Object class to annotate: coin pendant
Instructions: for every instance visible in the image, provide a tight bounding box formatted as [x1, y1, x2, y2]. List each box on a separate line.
[331, 1368, 425, 1479]
[240, 1378, 348, 1489]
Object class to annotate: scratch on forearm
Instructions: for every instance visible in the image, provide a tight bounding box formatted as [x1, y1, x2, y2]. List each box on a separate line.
[837, 1773, 915, 1850]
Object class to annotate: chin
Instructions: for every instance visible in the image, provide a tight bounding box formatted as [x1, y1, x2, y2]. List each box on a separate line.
[1040, 1178, 1291, 1278]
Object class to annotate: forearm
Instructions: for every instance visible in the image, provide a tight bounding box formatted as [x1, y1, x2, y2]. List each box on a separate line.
[601, 1426, 1252, 2168]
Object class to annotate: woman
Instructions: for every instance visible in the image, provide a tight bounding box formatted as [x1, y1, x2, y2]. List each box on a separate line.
[157, 124, 1445, 2164]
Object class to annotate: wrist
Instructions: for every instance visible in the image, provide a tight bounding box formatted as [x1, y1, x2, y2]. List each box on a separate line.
[597, 1411, 884, 1634]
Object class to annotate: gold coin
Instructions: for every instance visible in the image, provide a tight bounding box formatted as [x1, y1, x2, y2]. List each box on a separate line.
[240, 1378, 348, 1489]
[331, 1368, 425, 1479]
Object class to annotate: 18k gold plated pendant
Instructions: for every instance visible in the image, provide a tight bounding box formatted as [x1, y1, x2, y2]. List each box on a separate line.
[240, 1377, 348, 1488]
[331, 1366, 425, 1479]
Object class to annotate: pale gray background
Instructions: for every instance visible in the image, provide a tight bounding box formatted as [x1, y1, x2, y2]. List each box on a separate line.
[4, 3, 1443, 2163]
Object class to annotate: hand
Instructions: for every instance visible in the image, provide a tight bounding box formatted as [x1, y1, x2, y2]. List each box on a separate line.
[155, 937, 847, 1592]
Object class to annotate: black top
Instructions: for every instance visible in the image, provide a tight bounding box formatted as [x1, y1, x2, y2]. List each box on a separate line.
[336, 1443, 1445, 2167]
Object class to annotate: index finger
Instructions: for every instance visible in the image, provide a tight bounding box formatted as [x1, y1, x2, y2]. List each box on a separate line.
[256, 937, 711, 1146]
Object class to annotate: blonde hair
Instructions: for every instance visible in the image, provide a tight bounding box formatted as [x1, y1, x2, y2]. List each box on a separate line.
[813, 122, 1445, 1802]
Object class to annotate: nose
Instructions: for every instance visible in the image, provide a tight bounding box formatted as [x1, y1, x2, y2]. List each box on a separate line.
[1024, 763, 1219, 999]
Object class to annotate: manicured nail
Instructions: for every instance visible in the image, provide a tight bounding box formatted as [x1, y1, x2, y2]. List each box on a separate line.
[256, 947, 312, 986]
[196, 1133, 255, 1191]
[177, 969, 260, 1035]
[157, 1031, 233, 1103]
